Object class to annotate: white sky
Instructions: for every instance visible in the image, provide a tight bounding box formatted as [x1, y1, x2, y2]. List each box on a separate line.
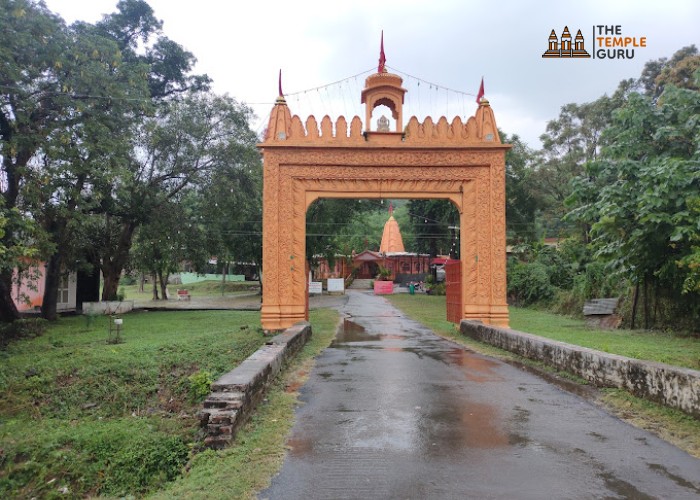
[44, 0, 700, 148]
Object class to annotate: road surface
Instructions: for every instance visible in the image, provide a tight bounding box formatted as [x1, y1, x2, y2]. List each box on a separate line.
[261, 291, 700, 499]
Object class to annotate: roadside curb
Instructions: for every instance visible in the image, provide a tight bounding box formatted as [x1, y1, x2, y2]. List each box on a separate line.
[198, 322, 312, 449]
[461, 320, 700, 418]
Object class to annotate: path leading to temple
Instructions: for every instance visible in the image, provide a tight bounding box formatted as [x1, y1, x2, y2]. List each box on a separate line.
[261, 290, 700, 499]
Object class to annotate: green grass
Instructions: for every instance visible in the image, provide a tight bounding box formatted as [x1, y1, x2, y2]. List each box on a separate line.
[150, 308, 340, 500]
[0, 308, 340, 499]
[387, 295, 700, 370]
[118, 280, 259, 299]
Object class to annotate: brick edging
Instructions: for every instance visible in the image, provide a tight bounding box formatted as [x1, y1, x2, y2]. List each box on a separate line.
[460, 320, 700, 418]
[198, 322, 312, 449]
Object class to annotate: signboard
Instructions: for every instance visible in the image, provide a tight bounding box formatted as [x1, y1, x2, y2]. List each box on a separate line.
[327, 278, 345, 293]
[309, 282, 323, 294]
[373, 281, 394, 295]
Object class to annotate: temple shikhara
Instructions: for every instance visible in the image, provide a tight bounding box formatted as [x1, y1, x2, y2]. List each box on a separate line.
[315, 204, 432, 283]
[258, 36, 510, 331]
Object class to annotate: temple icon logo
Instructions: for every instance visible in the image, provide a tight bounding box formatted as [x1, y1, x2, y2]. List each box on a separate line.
[542, 26, 591, 58]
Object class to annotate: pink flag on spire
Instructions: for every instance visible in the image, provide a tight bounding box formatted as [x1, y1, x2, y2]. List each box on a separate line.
[389, 201, 393, 216]
[278, 69, 284, 97]
[476, 77, 484, 103]
[378, 31, 386, 73]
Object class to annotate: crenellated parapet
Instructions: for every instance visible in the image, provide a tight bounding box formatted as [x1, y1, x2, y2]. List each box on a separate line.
[262, 99, 501, 146]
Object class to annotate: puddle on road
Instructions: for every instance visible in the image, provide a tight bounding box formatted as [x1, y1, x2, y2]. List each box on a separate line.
[332, 319, 381, 345]
[648, 463, 700, 494]
[443, 347, 504, 382]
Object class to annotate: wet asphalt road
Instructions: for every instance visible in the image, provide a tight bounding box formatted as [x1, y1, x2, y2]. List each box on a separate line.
[261, 291, 700, 500]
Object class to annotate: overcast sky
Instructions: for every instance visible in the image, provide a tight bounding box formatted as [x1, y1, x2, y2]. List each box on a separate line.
[44, 0, 699, 147]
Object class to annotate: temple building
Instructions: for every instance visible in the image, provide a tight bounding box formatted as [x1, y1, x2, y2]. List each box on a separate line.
[315, 205, 431, 284]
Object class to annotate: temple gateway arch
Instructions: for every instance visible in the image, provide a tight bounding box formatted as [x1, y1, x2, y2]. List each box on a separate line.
[258, 64, 510, 331]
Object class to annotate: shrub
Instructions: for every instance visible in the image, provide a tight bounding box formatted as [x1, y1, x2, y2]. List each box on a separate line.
[0, 318, 48, 348]
[507, 261, 555, 306]
[187, 370, 213, 403]
[119, 274, 137, 286]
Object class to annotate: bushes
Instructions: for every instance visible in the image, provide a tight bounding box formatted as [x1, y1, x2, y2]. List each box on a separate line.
[506, 240, 624, 313]
[0, 318, 47, 347]
[507, 260, 555, 306]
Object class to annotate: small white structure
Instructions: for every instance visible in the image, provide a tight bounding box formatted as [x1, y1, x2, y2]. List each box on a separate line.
[327, 278, 345, 294]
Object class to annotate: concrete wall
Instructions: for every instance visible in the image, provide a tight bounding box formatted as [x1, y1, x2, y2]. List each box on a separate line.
[82, 301, 134, 315]
[198, 322, 312, 449]
[460, 320, 700, 418]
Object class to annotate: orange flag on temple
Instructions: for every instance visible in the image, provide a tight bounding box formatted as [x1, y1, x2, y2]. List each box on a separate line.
[378, 31, 386, 73]
[476, 77, 484, 103]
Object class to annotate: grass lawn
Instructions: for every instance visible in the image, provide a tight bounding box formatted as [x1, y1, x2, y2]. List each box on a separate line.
[0, 308, 339, 499]
[387, 295, 700, 370]
[151, 308, 340, 499]
[387, 294, 700, 457]
[117, 279, 260, 299]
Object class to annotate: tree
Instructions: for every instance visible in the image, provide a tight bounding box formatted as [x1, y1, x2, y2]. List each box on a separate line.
[131, 195, 207, 300]
[305, 199, 374, 270]
[96, 93, 257, 300]
[32, 18, 151, 319]
[639, 45, 699, 99]
[568, 78, 700, 329]
[535, 81, 634, 240]
[0, 0, 74, 321]
[197, 121, 262, 289]
[501, 131, 540, 242]
[407, 199, 459, 258]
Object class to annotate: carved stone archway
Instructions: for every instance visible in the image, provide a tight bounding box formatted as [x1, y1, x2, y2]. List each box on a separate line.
[259, 68, 510, 331]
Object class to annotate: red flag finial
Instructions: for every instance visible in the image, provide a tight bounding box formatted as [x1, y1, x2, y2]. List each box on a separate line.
[389, 201, 393, 216]
[278, 69, 284, 98]
[476, 77, 485, 104]
[378, 31, 386, 73]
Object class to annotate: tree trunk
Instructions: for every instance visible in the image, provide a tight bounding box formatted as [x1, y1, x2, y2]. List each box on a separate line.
[630, 281, 640, 330]
[256, 259, 263, 296]
[151, 272, 159, 300]
[100, 222, 136, 301]
[643, 278, 650, 330]
[158, 270, 169, 300]
[221, 261, 227, 296]
[41, 252, 63, 321]
[0, 271, 20, 322]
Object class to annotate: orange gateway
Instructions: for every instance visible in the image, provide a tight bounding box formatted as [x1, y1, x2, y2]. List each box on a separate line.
[258, 48, 510, 331]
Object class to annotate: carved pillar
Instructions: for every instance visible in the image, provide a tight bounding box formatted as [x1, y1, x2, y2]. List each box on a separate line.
[490, 152, 510, 327]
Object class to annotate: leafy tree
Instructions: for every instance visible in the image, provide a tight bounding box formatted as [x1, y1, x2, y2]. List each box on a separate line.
[95, 0, 210, 101]
[639, 45, 699, 99]
[131, 195, 207, 300]
[407, 199, 459, 257]
[0, 0, 68, 320]
[568, 78, 700, 329]
[305, 199, 374, 270]
[501, 131, 540, 241]
[96, 93, 256, 300]
[535, 81, 634, 239]
[197, 123, 262, 289]
[32, 18, 151, 319]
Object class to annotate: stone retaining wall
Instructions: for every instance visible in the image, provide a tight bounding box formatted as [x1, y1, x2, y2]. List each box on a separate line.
[198, 322, 312, 449]
[460, 320, 700, 418]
